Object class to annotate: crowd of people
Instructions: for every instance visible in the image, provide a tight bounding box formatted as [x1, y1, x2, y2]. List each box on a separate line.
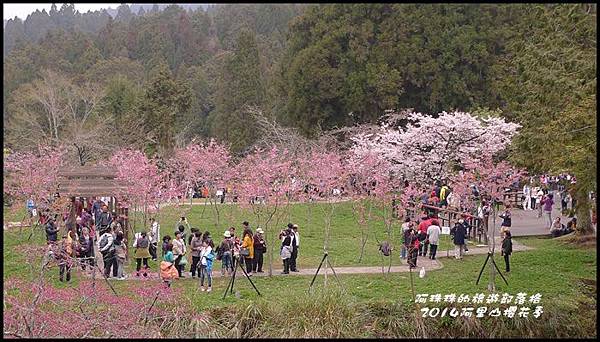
[37, 171, 588, 285]
[42, 196, 303, 288]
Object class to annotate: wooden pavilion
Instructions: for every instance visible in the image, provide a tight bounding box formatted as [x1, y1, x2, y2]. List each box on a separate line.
[56, 166, 131, 236]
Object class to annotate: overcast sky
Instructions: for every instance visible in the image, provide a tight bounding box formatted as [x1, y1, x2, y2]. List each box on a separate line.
[3, 3, 123, 20]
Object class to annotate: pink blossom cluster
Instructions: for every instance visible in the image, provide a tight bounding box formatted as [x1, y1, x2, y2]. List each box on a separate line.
[350, 111, 521, 185]
[3, 145, 66, 204]
[233, 146, 297, 207]
[3, 277, 186, 338]
[168, 139, 232, 201]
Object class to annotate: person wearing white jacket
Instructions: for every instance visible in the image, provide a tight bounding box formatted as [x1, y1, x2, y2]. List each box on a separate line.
[534, 187, 545, 218]
[172, 231, 187, 278]
[522, 184, 532, 210]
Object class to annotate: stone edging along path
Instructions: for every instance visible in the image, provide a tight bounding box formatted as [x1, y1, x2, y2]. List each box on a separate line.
[85, 238, 533, 281]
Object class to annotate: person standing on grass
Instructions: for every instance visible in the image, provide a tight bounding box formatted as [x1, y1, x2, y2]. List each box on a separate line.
[253, 228, 266, 273]
[162, 235, 172, 258]
[404, 225, 419, 269]
[501, 230, 513, 273]
[229, 227, 240, 270]
[400, 218, 411, 259]
[417, 215, 431, 257]
[427, 219, 441, 260]
[290, 224, 300, 272]
[78, 227, 94, 270]
[241, 228, 254, 276]
[450, 220, 467, 260]
[175, 216, 191, 241]
[149, 218, 160, 261]
[57, 235, 73, 282]
[96, 205, 113, 235]
[114, 231, 127, 279]
[199, 239, 215, 292]
[133, 231, 151, 277]
[172, 231, 187, 278]
[280, 229, 293, 274]
[190, 231, 203, 278]
[98, 226, 115, 278]
[542, 194, 555, 229]
[219, 230, 234, 275]
[188, 228, 199, 246]
[45, 218, 59, 244]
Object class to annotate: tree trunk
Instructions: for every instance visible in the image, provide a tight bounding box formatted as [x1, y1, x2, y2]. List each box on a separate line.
[488, 207, 496, 293]
[264, 201, 279, 278]
[573, 185, 594, 235]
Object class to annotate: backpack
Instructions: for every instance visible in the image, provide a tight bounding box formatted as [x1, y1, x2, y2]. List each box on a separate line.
[379, 241, 391, 256]
[215, 245, 223, 261]
[137, 237, 149, 249]
[99, 212, 111, 226]
[99, 234, 110, 251]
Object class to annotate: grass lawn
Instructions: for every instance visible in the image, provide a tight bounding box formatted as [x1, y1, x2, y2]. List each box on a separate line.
[125, 200, 462, 270]
[4, 202, 596, 303]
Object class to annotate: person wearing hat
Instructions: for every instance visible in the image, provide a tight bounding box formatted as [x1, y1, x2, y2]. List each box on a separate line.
[253, 227, 267, 273]
[219, 230, 234, 276]
[290, 224, 300, 272]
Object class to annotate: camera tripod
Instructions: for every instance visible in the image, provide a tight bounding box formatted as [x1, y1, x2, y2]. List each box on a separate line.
[308, 252, 343, 291]
[223, 256, 261, 299]
[475, 251, 508, 286]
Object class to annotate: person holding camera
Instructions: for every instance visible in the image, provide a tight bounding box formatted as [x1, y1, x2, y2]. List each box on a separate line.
[290, 224, 300, 272]
[280, 228, 293, 274]
[253, 228, 266, 273]
[240, 228, 254, 275]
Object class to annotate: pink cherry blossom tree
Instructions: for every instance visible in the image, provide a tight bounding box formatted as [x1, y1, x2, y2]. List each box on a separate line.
[4, 145, 66, 206]
[350, 110, 521, 185]
[450, 155, 526, 292]
[109, 149, 171, 236]
[345, 151, 395, 264]
[168, 139, 232, 229]
[234, 146, 297, 276]
[294, 147, 349, 285]
[4, 145, 66, 232]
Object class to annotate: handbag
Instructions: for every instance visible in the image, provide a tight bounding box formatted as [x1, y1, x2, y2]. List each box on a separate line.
[178, 255, 188, 266]
[281, 245, 292, 259]
[240, 247, 250, 257]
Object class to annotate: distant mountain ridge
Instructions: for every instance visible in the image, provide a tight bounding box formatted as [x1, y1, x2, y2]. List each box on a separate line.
[3, 3, 214, 55]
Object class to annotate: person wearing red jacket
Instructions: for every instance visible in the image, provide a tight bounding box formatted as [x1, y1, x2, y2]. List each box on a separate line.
[417, 215, 432, 256]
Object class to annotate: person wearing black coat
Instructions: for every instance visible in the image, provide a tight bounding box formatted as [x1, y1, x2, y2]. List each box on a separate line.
[280, 229, 293, 274]
[45, 219, 59, 243]
[450, 221, 467, 260]
[501, 231, 513, 273]
[403, 226, 419, 268]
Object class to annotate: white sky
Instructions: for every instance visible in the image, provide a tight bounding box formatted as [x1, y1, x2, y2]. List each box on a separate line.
[3, 3, 123, 21]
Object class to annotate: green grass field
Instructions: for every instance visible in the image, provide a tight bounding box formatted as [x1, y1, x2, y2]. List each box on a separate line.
[3, 202, 596, 337]
[125, 200, 462, 269]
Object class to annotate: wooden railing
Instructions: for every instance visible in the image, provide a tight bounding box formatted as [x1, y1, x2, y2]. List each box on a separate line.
[405, 202, 487, 243]
[501, 191, 524, 209]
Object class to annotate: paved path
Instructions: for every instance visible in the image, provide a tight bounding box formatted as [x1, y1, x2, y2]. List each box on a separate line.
[502, 192, 570, 237]
[89, 236, 532, 281]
